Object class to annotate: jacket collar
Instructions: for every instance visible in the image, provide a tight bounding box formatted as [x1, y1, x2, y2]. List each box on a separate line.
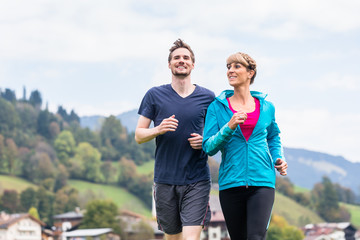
[216, 90, 267, 105]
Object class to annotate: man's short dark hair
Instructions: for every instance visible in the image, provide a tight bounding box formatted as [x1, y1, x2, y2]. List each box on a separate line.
[168, 39, 195, 63]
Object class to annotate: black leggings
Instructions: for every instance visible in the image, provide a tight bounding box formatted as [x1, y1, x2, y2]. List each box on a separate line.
[219, 186, 275, 240]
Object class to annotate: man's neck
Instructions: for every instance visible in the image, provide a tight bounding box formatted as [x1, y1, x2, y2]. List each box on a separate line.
[171, 75, 195, 98]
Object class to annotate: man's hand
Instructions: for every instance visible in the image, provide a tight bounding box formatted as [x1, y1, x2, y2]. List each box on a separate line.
[157, 115, 178, 135]
[188, 133, 203, 150]
[275, 158, 288, 176]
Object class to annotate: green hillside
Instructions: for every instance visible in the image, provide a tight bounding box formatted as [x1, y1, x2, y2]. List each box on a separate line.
[340, 203, 360, 228]
[0, 174, 38, 193]
[0, 174, 152, 218]
[2, 174, 359, 228]
[273, 192, 324, 227]
[137, 160, 155, 175]
[68, 180, 152, 218]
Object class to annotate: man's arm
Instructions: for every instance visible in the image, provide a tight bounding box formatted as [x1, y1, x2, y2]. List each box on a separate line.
[135, 115, 178, 144]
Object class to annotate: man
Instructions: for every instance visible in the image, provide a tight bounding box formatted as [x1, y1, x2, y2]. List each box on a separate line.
[135, 39, 215, 240]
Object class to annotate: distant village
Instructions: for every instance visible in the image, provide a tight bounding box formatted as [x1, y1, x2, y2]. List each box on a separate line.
[1, 194, 359, 240]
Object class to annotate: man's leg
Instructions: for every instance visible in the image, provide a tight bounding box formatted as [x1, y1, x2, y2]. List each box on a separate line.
[179, 180, 211, 240]
[165, 232, 183, 240]
[154, 183, 182, 236]
[182, 226, 202, 240]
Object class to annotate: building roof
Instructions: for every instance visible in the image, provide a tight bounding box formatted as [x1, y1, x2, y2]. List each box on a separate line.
[62, 228, 113, 237]
[0, 213, 46, 229]
[53, 211, 83, 219]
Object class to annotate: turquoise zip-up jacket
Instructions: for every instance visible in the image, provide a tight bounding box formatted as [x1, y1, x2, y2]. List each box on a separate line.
[202, 90, 285, 190]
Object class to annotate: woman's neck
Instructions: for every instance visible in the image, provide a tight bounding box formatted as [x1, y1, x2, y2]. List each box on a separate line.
[231, 86, 252, 104]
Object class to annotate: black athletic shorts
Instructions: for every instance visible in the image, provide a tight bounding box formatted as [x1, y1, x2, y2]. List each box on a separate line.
[154, 180, 211, 235]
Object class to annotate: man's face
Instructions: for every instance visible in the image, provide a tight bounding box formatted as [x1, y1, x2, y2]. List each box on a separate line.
[168, 48, 194, 77]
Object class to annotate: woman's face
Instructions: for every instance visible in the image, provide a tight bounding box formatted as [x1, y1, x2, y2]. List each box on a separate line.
[227, 62, 252, 87]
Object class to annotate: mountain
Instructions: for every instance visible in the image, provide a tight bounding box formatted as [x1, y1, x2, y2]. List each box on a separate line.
[80, 109, 138, 132]
[284, 148, 360, 193]
[80, 109, 360, 195]
[80, 115, 105, 131]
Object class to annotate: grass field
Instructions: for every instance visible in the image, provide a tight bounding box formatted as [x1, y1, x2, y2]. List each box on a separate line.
[0, 174, 38, 193]
[68, 180, 152, 218]
[293, 185, 310, 193]
[136, 160, 155, 175]
[340, 202, 360, 228]
[273, 192, 324, 227]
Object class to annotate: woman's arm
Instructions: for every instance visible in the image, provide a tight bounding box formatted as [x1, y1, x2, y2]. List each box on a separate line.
[202, 104, 235, 156]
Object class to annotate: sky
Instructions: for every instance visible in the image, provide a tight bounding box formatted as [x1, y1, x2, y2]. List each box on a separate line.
[1, 0, 360, 162]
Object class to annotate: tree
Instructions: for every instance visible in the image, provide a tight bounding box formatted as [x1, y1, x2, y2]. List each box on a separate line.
[5, 138, 19, 174]
[22, 152, 54, 183]
[1, 88, 16, 103]
[0, 134, 5, 171]
[0, 98, 20, 135]
[101, 161, 118, 183]
[68, 110, 80, 123]
[118, 157, 137, 186]
[1, 190, 20, 213]
[16, 102, 37, 132]
[37, 110, 52, 139]
[69, 142, 104, 182]
[128, 173, 153, 208]
[131, 220, 154, 240]
[275, 177, 294, 198]
[268, 214, 304, 240]
[313, 176, 349, 221]
[100, 116, 127, 161]
[100, 116, 125, 146]
[53, 187, 79, 215]
[28, 207, 40, 220]
[54, 164, 69, 192]
[72, 127, 101, 149]
[49, 121, 61, 139]
[29, 90, 42, 109]
[20, 187, 38, 212]
[36, 152, 55, 182]
[54, 130, 76, 166]
[57, 106, 67, 121]
[81, 200, 121, 234]
[36, 187, 54, 224]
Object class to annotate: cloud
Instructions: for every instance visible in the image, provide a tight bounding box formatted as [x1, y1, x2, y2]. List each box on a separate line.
[310, 73, 360, 91]
[277, 108, 360, 162]
[2, 0, 360, 63]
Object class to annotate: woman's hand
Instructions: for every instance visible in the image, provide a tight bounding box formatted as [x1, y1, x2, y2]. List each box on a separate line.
[275, 158, 288, 176]
[228, 111, 247, 130]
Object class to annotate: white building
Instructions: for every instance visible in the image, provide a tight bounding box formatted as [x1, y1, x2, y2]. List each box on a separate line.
[0, 212, 46, 240]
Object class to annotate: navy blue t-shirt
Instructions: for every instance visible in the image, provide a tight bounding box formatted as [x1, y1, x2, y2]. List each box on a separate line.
[138, 84, 215, 185]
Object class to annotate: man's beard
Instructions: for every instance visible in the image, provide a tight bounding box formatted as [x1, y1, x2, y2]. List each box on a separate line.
[172, 69, 191, 77]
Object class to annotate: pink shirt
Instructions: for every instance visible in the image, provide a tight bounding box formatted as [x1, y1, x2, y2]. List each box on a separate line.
[227, 97, 260, 141]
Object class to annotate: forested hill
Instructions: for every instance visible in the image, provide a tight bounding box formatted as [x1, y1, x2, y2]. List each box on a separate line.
[0, 87, 155, 223]
[81, 108, 360, 196]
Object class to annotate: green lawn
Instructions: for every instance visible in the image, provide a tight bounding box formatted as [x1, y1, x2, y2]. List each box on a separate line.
[340, 202, 360, 228]
[273, 192, 324, 227]
[68, 180, 152, 218]
[293, 185, 310, 193]
[0, 174, 38, 193]
[136, 160, 155, 175]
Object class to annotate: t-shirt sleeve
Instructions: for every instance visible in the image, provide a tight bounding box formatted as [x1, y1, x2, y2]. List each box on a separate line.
[138, 89, 155, 120]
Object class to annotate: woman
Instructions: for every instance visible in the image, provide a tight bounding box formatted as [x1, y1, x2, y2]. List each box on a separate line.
[202, 52, 288, 240]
